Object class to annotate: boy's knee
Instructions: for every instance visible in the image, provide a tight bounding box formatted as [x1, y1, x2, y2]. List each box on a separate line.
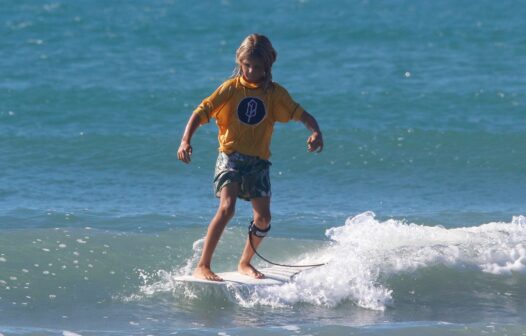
[218, 201, 236, 219]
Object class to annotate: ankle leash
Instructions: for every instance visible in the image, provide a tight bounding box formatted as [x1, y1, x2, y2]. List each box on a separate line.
[248, 220, 326, 268]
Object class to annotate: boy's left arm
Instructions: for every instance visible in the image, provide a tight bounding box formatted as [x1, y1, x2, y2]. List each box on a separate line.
[300, 111, 324, 153]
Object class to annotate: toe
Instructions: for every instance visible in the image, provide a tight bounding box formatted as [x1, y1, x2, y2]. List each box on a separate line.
[207, 273, 223, 282]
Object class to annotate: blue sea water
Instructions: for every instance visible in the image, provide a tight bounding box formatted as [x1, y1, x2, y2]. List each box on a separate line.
[1, 0, 525, 335]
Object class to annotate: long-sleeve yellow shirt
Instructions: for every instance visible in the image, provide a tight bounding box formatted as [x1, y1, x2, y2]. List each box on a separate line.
[193, 76, 304, 160]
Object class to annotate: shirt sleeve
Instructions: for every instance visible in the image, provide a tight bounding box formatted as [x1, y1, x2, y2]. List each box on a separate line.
[272, 85, 304, 123]
[193, 80, 234, 125]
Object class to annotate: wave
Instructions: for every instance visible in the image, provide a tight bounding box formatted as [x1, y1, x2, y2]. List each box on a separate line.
[2, 212, 524, 313]
[138, 212, 526, 311]
[261, 212, 525, 310]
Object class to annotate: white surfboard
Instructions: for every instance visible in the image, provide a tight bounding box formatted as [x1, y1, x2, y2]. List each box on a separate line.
[173, 265, 314, 286]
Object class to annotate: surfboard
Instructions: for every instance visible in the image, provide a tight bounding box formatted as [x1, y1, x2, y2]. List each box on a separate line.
[173, 265, 314, 286]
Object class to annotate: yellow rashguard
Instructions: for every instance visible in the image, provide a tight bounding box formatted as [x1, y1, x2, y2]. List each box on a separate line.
[193, 76, 304, 160]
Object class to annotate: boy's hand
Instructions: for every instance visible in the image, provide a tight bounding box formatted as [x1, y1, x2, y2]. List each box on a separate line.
[307, 132, 323, 153]
[178, 141, 193, 163]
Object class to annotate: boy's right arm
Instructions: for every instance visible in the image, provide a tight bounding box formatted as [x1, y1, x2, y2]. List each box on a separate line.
[178, 79, 233, 164]
[177, 113, 201, 164]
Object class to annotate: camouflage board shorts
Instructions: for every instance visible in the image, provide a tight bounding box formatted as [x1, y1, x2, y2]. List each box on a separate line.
[214, 152, 271, 201]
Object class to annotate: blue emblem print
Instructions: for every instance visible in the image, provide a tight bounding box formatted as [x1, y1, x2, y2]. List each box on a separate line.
[237, 97, 266, 125]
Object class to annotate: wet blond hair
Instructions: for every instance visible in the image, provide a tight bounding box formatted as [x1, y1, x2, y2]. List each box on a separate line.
[232, 34, 277, 90]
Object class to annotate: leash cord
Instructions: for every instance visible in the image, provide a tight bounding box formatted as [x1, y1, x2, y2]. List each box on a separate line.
[248, 233, 327, 268]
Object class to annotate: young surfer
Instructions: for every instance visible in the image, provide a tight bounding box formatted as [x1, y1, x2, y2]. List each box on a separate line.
[178, 33, 323, 281]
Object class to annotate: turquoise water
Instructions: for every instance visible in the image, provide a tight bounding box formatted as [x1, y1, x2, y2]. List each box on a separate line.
[1, 0, 525, 335]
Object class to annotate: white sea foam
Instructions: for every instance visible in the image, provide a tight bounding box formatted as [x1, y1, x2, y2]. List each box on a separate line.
[131, 237, 205, 301]
[246, 212, 526, 310]
[137, 212, 525, 311]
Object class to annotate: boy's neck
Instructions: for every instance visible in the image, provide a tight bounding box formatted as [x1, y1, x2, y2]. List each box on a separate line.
[240, 76, 263, 89]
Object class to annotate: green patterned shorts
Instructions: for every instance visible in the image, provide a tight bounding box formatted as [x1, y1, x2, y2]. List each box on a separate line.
[214, 152, 271, 201]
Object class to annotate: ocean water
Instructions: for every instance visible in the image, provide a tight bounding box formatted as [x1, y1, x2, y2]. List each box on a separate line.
[1, 0, 525, 335]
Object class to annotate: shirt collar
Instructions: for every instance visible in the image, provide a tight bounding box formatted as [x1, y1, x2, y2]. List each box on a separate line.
[239, 76, 262, 89]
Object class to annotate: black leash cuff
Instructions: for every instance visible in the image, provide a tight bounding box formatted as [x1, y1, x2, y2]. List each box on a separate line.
[248, 220, 271, 238]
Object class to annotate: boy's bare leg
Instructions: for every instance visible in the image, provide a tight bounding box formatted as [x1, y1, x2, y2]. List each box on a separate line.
[238, 196, 271, 279]
[194, 183, 240, 281]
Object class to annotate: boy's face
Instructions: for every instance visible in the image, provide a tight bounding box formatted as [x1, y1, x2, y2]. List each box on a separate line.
[240, 57, 265, 83]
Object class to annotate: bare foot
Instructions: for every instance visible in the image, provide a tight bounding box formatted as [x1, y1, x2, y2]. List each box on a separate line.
[238, 263, 265, 279]
[193, 266, 223, 282]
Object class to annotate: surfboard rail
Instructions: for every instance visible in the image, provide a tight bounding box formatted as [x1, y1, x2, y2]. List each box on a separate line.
[173, 265, 314, 286]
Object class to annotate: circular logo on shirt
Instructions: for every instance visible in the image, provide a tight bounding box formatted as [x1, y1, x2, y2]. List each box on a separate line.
[237, 97, 266, 125]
